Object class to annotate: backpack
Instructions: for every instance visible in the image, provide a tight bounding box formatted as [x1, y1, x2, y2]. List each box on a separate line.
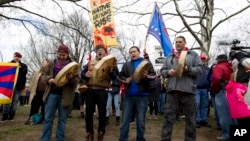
[29, 113, 42, 125]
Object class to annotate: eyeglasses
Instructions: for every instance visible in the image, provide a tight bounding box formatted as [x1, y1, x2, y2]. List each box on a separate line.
[129, 50, 139, 54]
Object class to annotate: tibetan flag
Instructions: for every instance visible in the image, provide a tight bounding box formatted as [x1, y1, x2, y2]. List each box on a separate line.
[0, 63, 19, 104]
[148, 3, 173, 57]
[89, 0, 118, 48]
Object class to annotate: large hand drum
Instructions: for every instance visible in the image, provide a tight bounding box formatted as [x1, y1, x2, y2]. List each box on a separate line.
[175, 51, 187, 78]
[94, 54, 117, 79]
[55, 62, 79, 87]
[133, 60, 150, 83]
[94, 54, 117, 70]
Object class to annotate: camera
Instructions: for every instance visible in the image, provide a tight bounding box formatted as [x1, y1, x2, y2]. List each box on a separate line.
[229, 39, 250, 60]
[232, 39, 241, 46]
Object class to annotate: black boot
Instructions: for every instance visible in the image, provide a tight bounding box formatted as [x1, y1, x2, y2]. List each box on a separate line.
[106, 117, 109, 125]
[116, 116, 120, 126]
[0, 113, 8, 122]
[98, 132, 104, 141]
[80, 112, 85, 118]
[86, 132, 94, 141]
[8, 112, 15, 121]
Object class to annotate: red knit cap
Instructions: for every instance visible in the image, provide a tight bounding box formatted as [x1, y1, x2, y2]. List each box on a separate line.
[200, 54, 207, 60]
[58, 45, 69, 54]
[14, 52, 22, 58]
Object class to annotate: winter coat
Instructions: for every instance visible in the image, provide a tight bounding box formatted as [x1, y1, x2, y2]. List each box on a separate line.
[148, 76, 161, 102]
[81, 57, 116, 89]
[161, 50, 203, 94]
[11, 60, 28, 90]
[196, 65, 210, 89]
[29, 64, 50, 100]
[119, 57, 155, 96]
[43, 59, 80, 107]
[212, 62, 233, 94]
[226, 80, 250, 118]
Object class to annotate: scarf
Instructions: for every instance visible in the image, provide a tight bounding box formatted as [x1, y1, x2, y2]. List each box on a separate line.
[54, 59, 70, 74]
[172, 47, 189, 58]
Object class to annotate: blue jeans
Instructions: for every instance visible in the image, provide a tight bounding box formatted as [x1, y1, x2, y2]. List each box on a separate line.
[196, 88, 208, 122]
[157, 93, 166, 114]
[2, 89, 22, 119]
[215, 90, 237, 140]
[41, 94, 68, 141]
[119, 96, 148, 141]
[106, 93, 120, 117]
[210, 95, 221, 129]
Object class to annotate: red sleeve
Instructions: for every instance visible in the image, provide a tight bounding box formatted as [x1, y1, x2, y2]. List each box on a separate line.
[212, 66, 223, 93]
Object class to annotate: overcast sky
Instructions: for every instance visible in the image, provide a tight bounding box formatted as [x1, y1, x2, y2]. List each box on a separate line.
[0, 0, 249, 62]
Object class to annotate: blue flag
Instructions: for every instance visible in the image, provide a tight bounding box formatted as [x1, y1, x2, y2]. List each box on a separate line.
[148, 4, 173, 57]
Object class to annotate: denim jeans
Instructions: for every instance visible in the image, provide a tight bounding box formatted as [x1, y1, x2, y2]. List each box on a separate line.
[41, 94, 68, 141]
[106, 92, 120, 117]
[2, 89, 22, 119]
[215, 90, 237, 140]
[157, 93, 166, 114]
[119, 96, 148, 141]
[196, 88, 208, 122]
[210, 95, 221, 129]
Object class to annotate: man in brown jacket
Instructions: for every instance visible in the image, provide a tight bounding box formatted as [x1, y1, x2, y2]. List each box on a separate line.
[40, 45, 79, 141]
[81, 45, 117, 141]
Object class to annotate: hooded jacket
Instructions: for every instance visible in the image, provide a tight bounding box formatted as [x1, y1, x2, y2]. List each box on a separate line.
[212, 61, 233, 94]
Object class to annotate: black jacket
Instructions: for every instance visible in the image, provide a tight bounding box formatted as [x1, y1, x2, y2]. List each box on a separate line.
[119, 58, 155, 94]
[11, 60, 28, 90]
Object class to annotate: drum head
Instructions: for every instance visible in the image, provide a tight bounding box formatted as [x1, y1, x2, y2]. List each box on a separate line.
[54, 62, 79, 87]
[133, 60, 150, 83]
[93, 54, 117, 80]
[94, 54, 117, 70]
[175, 51, 187, 78]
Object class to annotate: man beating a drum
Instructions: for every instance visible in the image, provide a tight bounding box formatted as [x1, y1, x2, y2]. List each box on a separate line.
[81, 45, 117, 141]
[160, 36, 203, 141]
[118, 46, 155, 141]
[41, 45, 80, 141]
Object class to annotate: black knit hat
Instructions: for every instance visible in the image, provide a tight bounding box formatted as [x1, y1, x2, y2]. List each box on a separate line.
[216, 54, 228, 60]
[95, 45, 107, 53]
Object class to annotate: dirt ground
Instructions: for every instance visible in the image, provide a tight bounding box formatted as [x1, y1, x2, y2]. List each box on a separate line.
[0, 106, 221, 141]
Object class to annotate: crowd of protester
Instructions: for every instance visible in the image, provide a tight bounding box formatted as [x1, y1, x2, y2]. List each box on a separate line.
[2, 35, 250, 141]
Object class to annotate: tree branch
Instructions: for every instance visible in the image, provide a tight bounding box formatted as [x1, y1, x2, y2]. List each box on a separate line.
[212, 4, 250, 33]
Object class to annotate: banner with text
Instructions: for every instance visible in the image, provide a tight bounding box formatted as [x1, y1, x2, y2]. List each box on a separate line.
[89, 0, 118, 48]
[0, 63, 19, 104]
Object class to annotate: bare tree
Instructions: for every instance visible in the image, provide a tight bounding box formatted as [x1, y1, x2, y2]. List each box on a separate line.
[47, 11, 93, 67]
[20, 11, 93, 74]
[115, 0, 250, 58]
[0, 0, 90, 44]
